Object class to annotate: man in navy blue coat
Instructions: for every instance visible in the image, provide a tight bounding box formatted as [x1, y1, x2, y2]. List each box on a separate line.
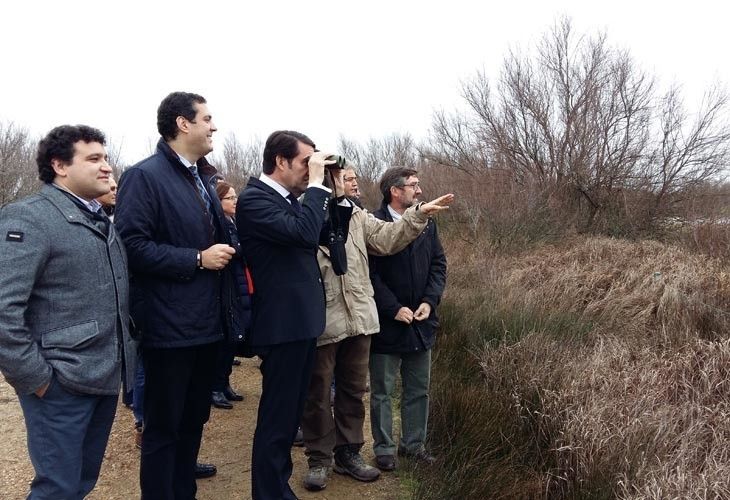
[115, 92, 236, 499]
[369, 166, 447, 471]
[236, 130, 350, 500]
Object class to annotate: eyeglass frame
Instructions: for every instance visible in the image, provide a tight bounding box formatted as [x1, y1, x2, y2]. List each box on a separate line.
[221, 195, 237, 201]
[397, 182, 421, 190]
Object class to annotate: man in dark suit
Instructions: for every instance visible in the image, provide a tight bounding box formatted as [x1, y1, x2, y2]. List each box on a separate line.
[236, 130, 350, 500]
[115, 92, 235, 499]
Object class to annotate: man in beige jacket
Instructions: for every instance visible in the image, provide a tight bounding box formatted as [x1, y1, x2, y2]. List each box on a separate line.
[301, 164, 453, 491]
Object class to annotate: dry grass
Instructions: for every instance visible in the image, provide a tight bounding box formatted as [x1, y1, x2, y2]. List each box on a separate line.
[418, 235, 730, 499]
[503, 237, 730, 343]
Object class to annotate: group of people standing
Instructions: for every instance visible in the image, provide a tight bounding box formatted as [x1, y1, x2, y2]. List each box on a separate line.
[0, 90, 451, 500]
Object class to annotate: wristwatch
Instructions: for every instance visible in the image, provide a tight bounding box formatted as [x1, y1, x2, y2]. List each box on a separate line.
[197, 251, 205, 270]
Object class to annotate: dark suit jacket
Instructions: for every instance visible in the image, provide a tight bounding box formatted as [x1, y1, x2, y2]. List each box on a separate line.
[236, 178, 337, 347]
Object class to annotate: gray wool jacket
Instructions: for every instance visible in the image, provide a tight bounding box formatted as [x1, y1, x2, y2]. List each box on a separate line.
[0, 184, 136, 395]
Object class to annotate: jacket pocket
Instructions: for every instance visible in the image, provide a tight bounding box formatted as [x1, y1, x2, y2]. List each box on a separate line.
[41, 320, 99, 349]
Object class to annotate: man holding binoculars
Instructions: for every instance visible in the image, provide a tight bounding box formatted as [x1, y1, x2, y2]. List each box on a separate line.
[236, 130, 352, 500]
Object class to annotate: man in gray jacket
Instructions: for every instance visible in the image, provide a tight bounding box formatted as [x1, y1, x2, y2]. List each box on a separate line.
[0, 124, 136, 499]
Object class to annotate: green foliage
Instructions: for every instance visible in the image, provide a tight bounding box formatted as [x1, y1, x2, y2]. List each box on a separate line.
[413, 292, 593, 499]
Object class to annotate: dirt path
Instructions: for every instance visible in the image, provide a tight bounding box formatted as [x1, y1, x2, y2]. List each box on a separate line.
[0, 358, 404, 499]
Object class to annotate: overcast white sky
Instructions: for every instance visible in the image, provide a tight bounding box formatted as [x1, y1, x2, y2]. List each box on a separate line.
[0, 0, 727, 165]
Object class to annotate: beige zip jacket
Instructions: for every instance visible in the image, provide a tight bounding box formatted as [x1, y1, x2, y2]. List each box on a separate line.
[317, 203, 429, 347]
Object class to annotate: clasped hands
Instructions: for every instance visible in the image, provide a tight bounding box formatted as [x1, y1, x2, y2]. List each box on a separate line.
[394, 303, 432, 324]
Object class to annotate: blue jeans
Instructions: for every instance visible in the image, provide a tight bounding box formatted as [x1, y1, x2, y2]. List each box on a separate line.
[17, 375, 118, 500]
[369, 349, 432, 456]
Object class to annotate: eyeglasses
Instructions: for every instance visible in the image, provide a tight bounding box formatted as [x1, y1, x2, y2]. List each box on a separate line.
[398, 182, 420, 190]
[222, 196, 237, 201]
[343, 176, 358, 183]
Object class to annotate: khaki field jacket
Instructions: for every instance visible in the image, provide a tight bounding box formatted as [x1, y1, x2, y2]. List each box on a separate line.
[317, 203, 428, 347]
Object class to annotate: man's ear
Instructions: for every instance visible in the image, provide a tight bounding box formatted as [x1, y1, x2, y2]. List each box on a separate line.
[275, 155, 288, 171]
[51, 159, 68, 178]
[390, 185, 400, 201]
[175, 116, 188, 136]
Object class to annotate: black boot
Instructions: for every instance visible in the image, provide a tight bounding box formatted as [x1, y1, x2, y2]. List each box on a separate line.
[223, 385, 244, 401]
[195, 462, 217, 479]
[211, 391, 233, 409]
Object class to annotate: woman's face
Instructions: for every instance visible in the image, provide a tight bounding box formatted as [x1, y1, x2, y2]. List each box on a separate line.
[220, 187, 237, 217]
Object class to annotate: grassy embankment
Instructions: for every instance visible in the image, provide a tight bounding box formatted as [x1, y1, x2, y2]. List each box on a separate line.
[414, 230, 730, 499]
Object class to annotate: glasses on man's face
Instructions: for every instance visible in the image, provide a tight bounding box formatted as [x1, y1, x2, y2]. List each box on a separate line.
[222, 196, 237, 201]
[398, 182, 420, 190]
[343, 176, 358, 183]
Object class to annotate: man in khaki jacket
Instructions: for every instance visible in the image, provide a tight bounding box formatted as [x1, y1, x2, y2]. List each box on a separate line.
[300, 164, 453, 491]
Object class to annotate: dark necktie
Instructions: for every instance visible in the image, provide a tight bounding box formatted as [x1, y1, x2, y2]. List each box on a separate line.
[287, 193, 302, 214]
[189, 166, 215, 227]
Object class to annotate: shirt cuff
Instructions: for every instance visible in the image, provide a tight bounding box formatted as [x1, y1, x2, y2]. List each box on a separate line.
[308, 183, 332, 194]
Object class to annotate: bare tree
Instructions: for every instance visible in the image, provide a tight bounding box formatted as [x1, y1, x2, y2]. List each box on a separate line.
[213, 132, 263, 189]
[645, 85, 730, 219]
[105, 137, 128, 175]
[337, 133, 418, 184]
[0, 121, 39, 206]
[425, 17, 730, 232]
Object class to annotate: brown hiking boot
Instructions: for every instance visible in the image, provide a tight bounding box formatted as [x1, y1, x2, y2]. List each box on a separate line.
[304, 465, 331, 491]
[334, 448, 380, 482]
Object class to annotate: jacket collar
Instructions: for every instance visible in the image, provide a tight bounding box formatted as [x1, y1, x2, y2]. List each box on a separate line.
[156, 138, 218, 179]
[247, 177, 300, 216]
[39, 184, 111, 240]
[376, 200, 394, 222]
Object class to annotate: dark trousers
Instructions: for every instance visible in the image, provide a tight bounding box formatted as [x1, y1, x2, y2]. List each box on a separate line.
[302, 334, 371, 467]
[140, 342, 219, 500]
[251, 338, 317, 500]
[212, 339, 235, 392]
[132, 352, 145, 426]
[18, 376, 118, 500]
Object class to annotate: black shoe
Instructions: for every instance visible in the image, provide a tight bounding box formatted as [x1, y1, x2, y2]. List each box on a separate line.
[375, 454, 396, 471]
[398, 447, 436, 465]
[223, 385, 244, 402]
[195, 462, 217, 479]
[293, 427, 304, 447]
[211, 391, 233, 409]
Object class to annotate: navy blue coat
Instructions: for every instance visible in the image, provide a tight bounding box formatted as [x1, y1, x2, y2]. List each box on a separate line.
[369, 202, 447, 354]
[115, 140, 228, 348]
[220, 216, 252, 348]
[236, 178, 340, 347]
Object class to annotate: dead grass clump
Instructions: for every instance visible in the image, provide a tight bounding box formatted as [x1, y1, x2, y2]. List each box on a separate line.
[503, 237, 730, 342]
[545, 337, 730, 499]
[422, 235, 730, 498]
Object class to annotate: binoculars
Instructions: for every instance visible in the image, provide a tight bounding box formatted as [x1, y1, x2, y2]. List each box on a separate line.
[325, 155, 346, 170]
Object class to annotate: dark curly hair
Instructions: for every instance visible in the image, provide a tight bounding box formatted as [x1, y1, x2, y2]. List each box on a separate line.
[379, 166, 418, 204]
[157, 91, 207, 141]
[262, 130, 315, 175]
[37, 125, 106, 183]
